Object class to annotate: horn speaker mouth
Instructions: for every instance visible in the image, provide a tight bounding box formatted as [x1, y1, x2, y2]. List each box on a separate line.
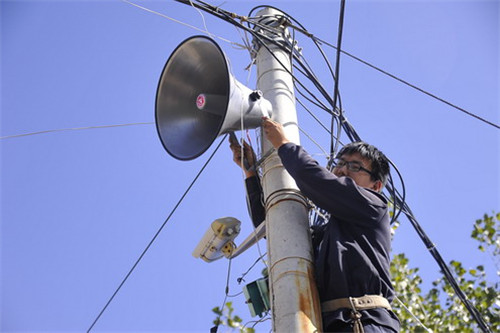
[155, 35, 230, 161]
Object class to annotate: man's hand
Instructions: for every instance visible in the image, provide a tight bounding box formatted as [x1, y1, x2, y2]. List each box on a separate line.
[262, 117, 290, 149]
[229, 135, 256, 178]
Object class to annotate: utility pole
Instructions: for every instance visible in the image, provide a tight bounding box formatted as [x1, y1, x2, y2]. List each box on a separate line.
[253, 8, 322, 332]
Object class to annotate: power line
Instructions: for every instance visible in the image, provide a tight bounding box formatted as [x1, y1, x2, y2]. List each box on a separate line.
[330, 0, 346, 158]
[246, 4, 499, 131]
[310, 37, 500, 131]
[0, 122, 154, 140]
[212, 258, 233, 333]
[247, 4, 499, 132]
[121, 0, 245, 49]
[86, 134, 228, 332]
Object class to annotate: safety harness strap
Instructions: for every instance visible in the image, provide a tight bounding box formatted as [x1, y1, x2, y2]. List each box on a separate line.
[321, 295, 392, 333]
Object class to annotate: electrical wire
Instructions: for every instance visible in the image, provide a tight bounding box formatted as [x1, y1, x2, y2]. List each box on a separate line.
[296, 95, 334, 132]
[293, 64, 334, 113]
[0, 122, 154, 140]
[246, 3, 499, 131]
[397, 202, 493, 333]
[294, 30, 500, 131]
[298, 125, 329, 159]
[330, 0, 346, 159]
[244, 314, 272, 331]
[236, 252, 268, 285]
[235, 73, 267, 266]
[212, 258, 233, 333]
[121, 0, 246, 49]
[86, 134, 228, 332]
[384, 159, 407, 224]
[248, 5, 343, 113]
[187, 0, 215, 39]
[394, 296, 433, 333]
[242, 11, 344, 236]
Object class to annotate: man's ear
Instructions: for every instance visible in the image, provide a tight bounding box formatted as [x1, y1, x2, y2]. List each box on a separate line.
[372, 180, 383, 192]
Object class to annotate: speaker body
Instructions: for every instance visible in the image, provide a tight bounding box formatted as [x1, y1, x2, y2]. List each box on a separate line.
[155, 35, 272, 160]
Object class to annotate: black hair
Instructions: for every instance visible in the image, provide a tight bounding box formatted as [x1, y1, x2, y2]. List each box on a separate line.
[336, 141, 390, 186]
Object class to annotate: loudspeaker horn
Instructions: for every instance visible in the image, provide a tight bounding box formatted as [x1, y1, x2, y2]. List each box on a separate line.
[155, 35, 272, 161]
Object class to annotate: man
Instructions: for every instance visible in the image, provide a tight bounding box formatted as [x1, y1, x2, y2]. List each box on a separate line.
[230, 117, 400, 333]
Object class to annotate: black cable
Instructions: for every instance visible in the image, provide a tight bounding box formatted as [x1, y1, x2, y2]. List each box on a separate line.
[227, 4, 339, 114]
[254, 2, 404, 225]
[292, 61, 334, 112]
[330, 0, 346, 158]
[236, 252, 267, 285]
[398, 203, 492, 333]
[248, 5, 344, 113]
[307, 36, 500, 130]
[211, 257, 233, 333]
[294, 77, 333, 113]
[245, 2, 409, 235]
[86, 134, 228, 332]
[296, 96, 335, 134]
[244, 13, 341, 119]
[384, 158, 406, 224]
[249, 8, 347, 145]
[246, 3, 499, 131]
[292, 54, 335, 108]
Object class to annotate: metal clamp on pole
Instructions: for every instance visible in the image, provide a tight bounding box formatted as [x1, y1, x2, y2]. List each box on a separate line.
[265, 188, 308, 211]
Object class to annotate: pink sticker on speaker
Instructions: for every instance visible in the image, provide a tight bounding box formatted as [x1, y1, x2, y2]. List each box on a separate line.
[196, 94, 206, 110]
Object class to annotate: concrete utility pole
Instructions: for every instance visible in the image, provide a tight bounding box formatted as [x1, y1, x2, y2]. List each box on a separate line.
[253, 8, 322, 332]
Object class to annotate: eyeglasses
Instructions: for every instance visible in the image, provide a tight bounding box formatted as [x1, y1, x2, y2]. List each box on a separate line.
[333, 158, 374, 176]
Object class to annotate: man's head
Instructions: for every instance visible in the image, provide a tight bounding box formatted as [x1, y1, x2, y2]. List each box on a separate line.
[332, 141, 390, 192]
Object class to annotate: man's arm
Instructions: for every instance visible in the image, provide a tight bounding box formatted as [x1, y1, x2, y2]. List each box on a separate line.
[278, 143, 386, 220]
[262, 118, 386, 223]
[229, 136, 265, 228]
[245, 176, 265, 228]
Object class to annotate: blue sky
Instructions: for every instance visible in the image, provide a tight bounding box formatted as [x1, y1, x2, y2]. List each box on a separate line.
[1, 0, 499, 332]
